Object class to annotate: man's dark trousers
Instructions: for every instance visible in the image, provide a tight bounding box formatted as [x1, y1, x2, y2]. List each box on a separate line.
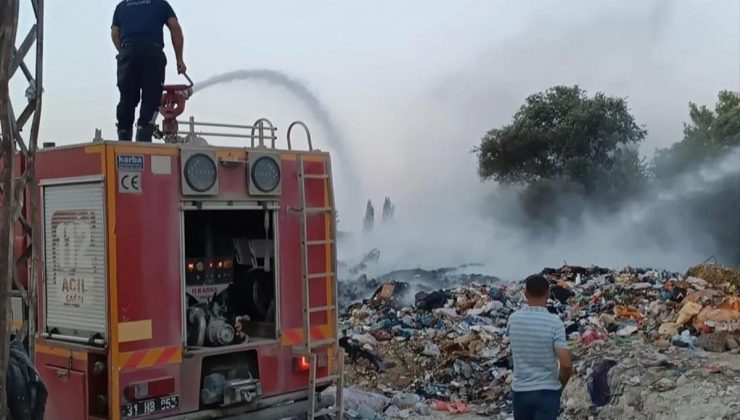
[512, 389, 561, 420]
[116, 42, 166, 142]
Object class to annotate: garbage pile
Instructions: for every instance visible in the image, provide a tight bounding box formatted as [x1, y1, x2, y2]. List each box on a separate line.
[336, 263, 740, 419]
[338, 263, 501, 308]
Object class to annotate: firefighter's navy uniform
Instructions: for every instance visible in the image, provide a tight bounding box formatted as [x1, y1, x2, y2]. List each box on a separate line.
[112, 0, 176, 142]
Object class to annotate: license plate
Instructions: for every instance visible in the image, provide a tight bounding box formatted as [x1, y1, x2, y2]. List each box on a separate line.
[121, 395, 179, 418]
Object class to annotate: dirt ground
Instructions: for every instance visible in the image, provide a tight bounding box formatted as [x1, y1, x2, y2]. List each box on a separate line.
[343, 351, 740, 420]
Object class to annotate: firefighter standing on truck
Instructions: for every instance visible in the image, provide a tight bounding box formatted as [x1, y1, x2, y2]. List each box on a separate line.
[111, 0, 187, 142]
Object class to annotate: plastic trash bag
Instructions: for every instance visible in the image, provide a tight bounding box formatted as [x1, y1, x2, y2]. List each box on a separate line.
[588, 359, 618, 407]
[6, 339, 47, 420]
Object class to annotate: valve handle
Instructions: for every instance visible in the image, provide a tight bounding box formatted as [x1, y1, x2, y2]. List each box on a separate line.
[182, 73, 194, 88]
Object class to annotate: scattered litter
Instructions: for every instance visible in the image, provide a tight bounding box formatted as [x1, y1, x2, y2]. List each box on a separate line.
[422, 343, 441, 358]
[429, 399, 472, 414]
[617, 324, 638, 336]
[676, 301, 702, 325]
[336, 263, 740, 419]
[337, 386, 390, 413]
[340, 336, 386, 373]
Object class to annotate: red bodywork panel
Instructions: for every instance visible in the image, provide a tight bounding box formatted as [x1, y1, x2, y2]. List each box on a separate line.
[29, 142, 335, 420]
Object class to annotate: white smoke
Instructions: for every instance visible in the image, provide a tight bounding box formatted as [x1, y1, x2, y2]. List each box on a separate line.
[193, 69, 361, 214]
[350, 148, 739, 281]
[184, 2, 738, 282]
[337, 1, 740, 280]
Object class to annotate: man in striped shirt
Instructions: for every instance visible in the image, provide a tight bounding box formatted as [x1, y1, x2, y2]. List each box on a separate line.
[507, 274, 573, 420]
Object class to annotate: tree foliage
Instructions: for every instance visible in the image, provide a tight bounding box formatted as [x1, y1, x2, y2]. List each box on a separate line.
[476, 85, 648, 196]
[650, 90, 740, 266]
[381, 197, 395, 223]
[652, 90, 740, 179]
[363, 200, 374, 232]
[475, 86, 738, 265]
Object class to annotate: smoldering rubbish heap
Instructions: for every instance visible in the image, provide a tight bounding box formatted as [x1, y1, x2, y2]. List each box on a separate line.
[332, 261, 740, 419]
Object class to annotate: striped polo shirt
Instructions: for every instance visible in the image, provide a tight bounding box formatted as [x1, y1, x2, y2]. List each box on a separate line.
[506, 305, 568, 392]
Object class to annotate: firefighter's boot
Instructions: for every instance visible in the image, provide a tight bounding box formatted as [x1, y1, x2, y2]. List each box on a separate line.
[136, 124, 155, 142]
[117, 126, 133, 141]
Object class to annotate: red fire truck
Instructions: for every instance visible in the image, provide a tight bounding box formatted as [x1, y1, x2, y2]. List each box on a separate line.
[9, 77, 345, 419]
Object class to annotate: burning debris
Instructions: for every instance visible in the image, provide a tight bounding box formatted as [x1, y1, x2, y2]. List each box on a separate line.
[335, 262, 740, 419]
[338, 252, 501, 309]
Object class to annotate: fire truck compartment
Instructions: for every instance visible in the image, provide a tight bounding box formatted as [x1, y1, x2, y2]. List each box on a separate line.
[183, 209, 278, 350]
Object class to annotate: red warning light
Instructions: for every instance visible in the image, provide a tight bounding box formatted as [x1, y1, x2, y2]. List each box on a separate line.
[187, 263, 195, 271]
[295, 356, 311, 372]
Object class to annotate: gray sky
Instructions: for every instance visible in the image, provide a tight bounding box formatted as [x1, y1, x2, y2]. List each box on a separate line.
[13, 0, 740, 227]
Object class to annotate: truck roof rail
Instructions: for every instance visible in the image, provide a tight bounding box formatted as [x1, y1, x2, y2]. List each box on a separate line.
[172, 116, 314, 151]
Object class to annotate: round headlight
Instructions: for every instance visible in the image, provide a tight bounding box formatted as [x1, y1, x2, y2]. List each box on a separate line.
[184, 153, 217, 192]
[251, 156, 281, 193]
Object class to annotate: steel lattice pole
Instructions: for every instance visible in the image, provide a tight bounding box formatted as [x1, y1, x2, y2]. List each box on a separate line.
[0, 0, 43, 416]
[0, 1, 21, 416]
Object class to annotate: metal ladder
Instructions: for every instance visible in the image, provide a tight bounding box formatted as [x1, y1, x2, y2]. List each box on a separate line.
[295, 154, 345, 419]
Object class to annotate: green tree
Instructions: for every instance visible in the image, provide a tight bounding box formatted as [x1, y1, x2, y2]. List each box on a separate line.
[475, 85, 648, 196]
[652, 90, 740, 179]
[650, 90, 740, 266]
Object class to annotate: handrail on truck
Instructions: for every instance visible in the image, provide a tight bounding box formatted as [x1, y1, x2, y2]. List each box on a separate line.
[175, 117, 315, 152]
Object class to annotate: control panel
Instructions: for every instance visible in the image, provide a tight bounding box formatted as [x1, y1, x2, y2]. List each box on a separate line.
[185, 257, 235, 303]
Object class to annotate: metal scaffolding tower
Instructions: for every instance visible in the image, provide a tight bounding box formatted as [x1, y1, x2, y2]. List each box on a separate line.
[0, 0, 44, 415]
